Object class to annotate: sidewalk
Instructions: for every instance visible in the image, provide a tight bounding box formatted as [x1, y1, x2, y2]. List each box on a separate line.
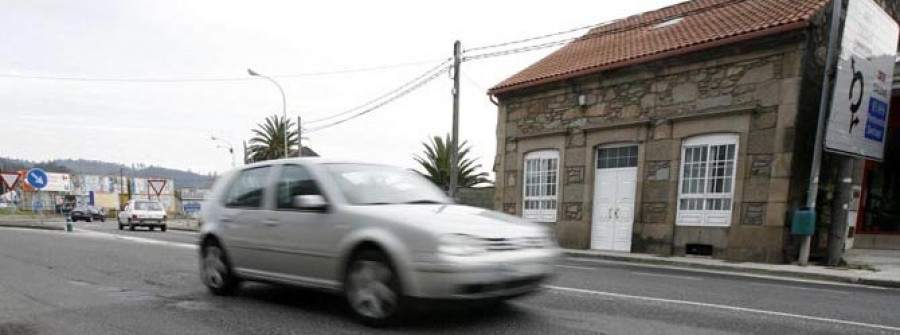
[0, 214, 66, 230]
[166, 219, 200, 232]
[565, 249, 900, 288]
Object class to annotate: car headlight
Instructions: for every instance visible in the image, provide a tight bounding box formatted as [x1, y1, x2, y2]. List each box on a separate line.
[437, 234, 486, 256]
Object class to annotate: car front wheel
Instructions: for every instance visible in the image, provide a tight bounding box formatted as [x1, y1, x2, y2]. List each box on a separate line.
[345, 249, 404, 326]
[201, 244, 239, 296]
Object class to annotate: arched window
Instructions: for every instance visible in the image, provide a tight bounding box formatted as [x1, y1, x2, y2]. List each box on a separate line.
[523, 150, 559, 222]
[677, 134, 739, 226]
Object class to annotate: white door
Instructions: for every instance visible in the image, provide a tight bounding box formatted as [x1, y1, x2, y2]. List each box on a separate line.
[591, 170, 617, 250]
[591, 145, 638, 252]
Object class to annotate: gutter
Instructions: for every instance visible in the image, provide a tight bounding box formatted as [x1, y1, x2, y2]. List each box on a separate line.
[490, 20, 811, 96]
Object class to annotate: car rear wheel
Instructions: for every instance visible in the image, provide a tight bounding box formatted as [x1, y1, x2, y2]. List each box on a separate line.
[201, 244, 239, 296]
[149, 226, 155, 231]
[345, 249, 404, 326]
[161, 225, 167, 232]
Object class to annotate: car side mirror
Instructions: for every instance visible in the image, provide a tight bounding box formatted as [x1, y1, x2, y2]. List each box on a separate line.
[293, 195, 328, 211]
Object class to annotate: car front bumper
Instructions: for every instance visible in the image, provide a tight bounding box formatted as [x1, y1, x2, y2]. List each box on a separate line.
[406, 248, 561, 300]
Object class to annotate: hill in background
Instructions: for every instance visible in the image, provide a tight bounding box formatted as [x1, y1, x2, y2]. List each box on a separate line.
[0, 157, 215, 189]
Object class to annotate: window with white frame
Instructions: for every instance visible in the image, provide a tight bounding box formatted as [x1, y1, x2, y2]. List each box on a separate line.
[523, 150, 559, 222]
[677, 134, 739, 226]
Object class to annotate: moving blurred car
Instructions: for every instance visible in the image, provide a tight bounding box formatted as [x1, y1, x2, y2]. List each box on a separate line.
[70, 206, 106, 222]
[117, 200, 167, 231]
[198, 159, 560, 325]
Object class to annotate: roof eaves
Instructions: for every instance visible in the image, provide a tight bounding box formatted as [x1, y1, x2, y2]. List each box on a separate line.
[489, 19, 811, 96]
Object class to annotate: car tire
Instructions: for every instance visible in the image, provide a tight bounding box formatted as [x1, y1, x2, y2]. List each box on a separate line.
[149, 226, 155, 231]
[100, 217, 106, 223]
[201, 243, 239, 296]
[129, 221, 135, 231]
[344, 249, 405, 327]
[118, 224, 123, 230]
[86, 217, 92, 223]
[161, 225, 167, 232]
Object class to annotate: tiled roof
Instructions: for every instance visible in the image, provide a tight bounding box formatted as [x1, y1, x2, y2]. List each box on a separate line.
[490, 0, 829, 94]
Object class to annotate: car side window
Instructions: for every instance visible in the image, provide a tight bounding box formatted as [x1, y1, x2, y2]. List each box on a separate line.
[224, 166, 272, 209]
[276, 165, 323, 209]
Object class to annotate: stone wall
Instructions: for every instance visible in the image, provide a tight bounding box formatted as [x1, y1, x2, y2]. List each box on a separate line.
[494, 32, 807, 262]
[456, 187, 494, 209]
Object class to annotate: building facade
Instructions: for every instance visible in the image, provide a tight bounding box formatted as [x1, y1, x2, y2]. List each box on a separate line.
[490, 0, 900, 262]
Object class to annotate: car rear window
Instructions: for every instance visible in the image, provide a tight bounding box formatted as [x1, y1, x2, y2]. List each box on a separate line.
[135, 201, 164, 211]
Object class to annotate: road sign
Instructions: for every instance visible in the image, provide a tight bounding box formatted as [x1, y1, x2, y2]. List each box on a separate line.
[25, 168, 49, 190]
[183, 201, 202, 213]
[148, 179, 167, 197]
[0, 171, 21, 189]
[824, 0, 899, 160]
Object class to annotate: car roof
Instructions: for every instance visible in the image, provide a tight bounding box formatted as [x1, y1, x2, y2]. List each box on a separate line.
[238, 157, 396, 170]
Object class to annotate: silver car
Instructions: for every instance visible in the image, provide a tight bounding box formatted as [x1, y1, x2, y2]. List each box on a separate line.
[198, 159, 560, 325]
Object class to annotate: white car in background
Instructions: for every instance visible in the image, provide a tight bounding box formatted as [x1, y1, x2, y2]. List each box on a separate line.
[117, 200, 168, 231]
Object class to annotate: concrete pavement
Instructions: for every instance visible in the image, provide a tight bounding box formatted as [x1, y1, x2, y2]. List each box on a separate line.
[2, 225, 900, 334]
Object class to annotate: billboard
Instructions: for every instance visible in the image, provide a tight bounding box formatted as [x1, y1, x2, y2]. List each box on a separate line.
[825, 0, 900, 160]
[22, 172, 72, 192]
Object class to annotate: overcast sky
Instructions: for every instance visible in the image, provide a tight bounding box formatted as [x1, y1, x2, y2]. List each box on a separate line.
[0, 0, 685, 177]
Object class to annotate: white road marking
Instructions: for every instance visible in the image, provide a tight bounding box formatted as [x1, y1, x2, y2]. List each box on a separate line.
[566, 258, 889, 290]
[546, 285, 900, 332]
[558, 265, 597, 271]
[749, 282, 851, 295]
[630, 271, 703, 281]
[75, 229, 197, 250]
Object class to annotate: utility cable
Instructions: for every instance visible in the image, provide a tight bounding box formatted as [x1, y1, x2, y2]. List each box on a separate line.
[303, 58, 452, 124]
[304, 64, 450, 133]
[0, 58, 448, 83]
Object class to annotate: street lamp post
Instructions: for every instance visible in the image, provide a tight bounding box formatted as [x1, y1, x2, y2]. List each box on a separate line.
[211, 136, 236, 167]
[247, 68, 288, 158]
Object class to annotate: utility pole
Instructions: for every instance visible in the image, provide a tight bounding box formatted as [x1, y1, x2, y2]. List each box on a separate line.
[449, 40, 462, 200]
[243, 141, 249, 164]
[799, 0, 842, 266]
[827, 157, 854, 266]
[298, 116, 303, 157]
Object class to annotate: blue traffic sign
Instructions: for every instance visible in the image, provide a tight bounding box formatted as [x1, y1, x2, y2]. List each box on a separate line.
[183, 201, 202, 213]
[26, 168, 48, 190]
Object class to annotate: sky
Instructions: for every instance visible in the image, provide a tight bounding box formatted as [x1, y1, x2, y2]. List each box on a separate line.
[0, 0, 686, 177]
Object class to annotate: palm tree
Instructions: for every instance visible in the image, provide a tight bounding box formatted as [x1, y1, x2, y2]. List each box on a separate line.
[414, 134, 491, 191]
[247, 114, 298, 162]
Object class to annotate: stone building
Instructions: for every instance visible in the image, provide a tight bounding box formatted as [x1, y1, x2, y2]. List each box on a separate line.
[489, 0, 900, 262]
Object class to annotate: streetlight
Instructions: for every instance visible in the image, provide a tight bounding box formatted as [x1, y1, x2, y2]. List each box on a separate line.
[247, 68, 288, 158]
[211, 136, 236, 167]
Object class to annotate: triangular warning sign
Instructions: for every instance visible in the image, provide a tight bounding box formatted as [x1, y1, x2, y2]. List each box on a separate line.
[1, 172, 21, 189]
[148, 179, 167, 197]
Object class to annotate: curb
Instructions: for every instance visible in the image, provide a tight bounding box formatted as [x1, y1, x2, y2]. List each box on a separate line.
[0, 224, 65, 231]
[166, 226, 199, 233]
[564, 251, 900, 288]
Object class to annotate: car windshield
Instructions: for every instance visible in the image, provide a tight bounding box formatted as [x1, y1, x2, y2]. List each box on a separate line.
[324, 164, 449, 205]
[134, 201, 163, 211]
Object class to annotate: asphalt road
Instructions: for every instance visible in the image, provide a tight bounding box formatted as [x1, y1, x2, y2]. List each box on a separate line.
[1, 223, 899, 335]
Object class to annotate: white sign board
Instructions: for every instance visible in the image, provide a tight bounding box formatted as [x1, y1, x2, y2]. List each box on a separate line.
[42, 172, 72, 192]
[825, 0, 900, 160]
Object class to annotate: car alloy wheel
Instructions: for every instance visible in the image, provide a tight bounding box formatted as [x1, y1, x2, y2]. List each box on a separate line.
[346, 254, 400, 323]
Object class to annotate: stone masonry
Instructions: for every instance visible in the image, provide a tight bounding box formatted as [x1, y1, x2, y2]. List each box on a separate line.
[494, 32, 809, 263]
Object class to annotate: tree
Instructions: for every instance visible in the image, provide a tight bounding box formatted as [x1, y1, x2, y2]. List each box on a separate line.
[414, 134, 491, 191]
[247, 114, 298, 163]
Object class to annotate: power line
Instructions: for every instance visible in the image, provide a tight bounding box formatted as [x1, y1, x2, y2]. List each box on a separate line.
[462, 21, 616, 53]
[0, 58, 448, 83]
[463, 0, 750, 61]
[304, 64, 451, 134]
[303, 58, 452, 124]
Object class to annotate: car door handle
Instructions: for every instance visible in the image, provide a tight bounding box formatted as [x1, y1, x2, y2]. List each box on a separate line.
[220, 216, 234, 223]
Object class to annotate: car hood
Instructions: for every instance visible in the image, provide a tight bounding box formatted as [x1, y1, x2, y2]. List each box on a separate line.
[344, 204, 549, 238]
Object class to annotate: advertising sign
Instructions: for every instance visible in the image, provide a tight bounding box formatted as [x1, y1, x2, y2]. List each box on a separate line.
[825, 0, 900, 160]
